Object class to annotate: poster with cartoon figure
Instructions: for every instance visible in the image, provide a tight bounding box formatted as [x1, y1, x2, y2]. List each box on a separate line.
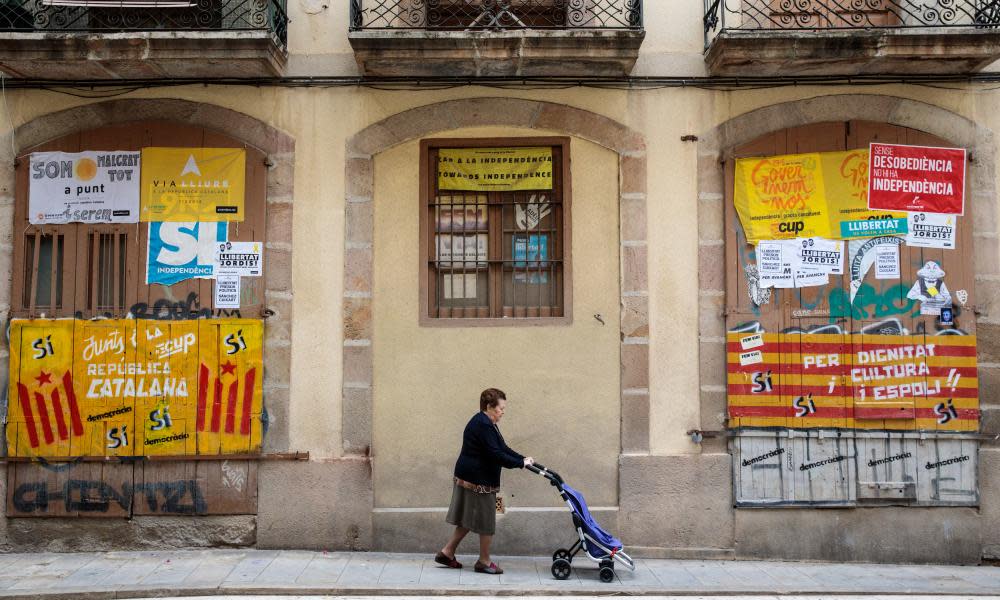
[907, 261, 952, 316]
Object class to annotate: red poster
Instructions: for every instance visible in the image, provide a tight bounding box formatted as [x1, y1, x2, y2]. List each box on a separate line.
[867, 143, 966, 215]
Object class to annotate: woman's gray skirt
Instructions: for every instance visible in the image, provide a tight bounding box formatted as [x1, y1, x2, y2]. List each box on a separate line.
[445, 483, 496, 535]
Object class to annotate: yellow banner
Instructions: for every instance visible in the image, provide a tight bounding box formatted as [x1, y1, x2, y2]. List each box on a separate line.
[821, 150, 908, 227]
[7, 319, 263, 458]
[735, 149, 907, 244]
[140, 147, 246, 222]
[438, 147, 553, 192]
[735, 152, 831, 244]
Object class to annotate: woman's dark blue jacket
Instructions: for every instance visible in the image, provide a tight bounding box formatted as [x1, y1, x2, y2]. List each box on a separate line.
[453, 411, 524, 487]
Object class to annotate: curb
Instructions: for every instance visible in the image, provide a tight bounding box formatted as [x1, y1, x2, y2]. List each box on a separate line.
[5, 586, 1000, 599]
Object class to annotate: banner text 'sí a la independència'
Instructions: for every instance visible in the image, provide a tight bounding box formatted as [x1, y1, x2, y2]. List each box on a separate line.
[438, 147, 553, 192]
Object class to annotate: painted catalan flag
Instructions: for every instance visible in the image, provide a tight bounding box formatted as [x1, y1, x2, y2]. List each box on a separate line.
[7, 318, 264, 458]
[726, 332, 978, 431]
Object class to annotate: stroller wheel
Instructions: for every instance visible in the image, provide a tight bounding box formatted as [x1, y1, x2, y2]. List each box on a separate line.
[551, 558, 572, 580]
[552, 548, 572, 562]
[599, 565, 615, 583]
[599, 559, 615, 583]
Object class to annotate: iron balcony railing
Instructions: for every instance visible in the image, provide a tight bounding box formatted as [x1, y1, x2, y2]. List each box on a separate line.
[350, 0, 643, 30]
[0, 0, 288, 48]
[705, 0, 1000, 48]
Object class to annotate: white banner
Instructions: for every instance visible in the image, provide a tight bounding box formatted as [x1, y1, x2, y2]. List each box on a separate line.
[29, 151, 140, 224]
[214, 241, 263, 277]
[798, 237, 844, 275]
[906, 212, 957, 249]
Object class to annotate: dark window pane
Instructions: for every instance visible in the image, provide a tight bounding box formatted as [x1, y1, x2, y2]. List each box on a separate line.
[26, 234, 63, 311]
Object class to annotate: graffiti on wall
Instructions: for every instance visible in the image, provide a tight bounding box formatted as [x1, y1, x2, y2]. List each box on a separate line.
[7, 318, 263, 458]
[6, 460, 259, 517]
[12, 478, 206, 515]
[128, 292, 242, 321]
[727, 331, 978, 430]
[733, 431, 978, 506]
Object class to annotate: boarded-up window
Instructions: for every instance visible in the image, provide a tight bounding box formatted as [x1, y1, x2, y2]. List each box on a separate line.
[726, 121, 979, 431]
[12, 121, 267, 320]
[725, 121, 980, 507]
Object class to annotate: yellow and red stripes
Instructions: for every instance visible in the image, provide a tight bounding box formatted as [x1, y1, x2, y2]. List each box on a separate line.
[726, 332, 979, 431]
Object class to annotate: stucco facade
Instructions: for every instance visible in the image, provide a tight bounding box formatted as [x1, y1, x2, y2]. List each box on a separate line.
[0, 1, 996, 563]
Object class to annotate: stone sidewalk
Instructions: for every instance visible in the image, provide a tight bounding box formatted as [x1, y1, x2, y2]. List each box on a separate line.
[0, 549, 995, 598]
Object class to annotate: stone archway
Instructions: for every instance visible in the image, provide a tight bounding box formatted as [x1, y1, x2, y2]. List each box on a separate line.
[4, 98, 297, 453]
[341, 97, 650, 460]
[694, 95, 1000, 561]
[695, 94, 999, 438]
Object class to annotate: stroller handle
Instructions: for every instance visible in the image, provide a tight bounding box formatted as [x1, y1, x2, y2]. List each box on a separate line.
[526, 462, 564, 486]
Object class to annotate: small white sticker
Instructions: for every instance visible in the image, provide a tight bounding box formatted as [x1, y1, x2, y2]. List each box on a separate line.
[906, 213, 957, 249]
[757, 240, 797, 289]
[741, 334, 764, 350]
[793, 269, 829, 288]
[798, 237, 845, 275]
[214, 275, 241, 309]
[214, 241, 263, 277]
[739, 350, 764, 366]
[875, 244, 900, 280]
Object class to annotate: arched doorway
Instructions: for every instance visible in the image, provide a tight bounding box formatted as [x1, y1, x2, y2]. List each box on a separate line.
[696, 97, 996, 562]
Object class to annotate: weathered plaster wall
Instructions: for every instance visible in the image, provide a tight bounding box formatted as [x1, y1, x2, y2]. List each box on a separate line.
[0, 85, 647, 464]
[371, 128, 621, 513]
[735, 508, 983, 564]
[0, 83, 998, 559]
[285, 3, 708, 76]
[343, 101, 648, 552]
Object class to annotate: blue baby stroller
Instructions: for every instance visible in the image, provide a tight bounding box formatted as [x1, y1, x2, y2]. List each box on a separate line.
[527, 463, 636, 582]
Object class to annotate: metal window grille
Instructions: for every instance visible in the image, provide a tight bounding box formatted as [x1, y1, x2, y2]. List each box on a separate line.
[351, 0, 643, 30]
[706, 0, 1000, 43]
[42, 0, 196, 7]
[0, 0, 289, 49]
[86, 229, 128, 314]
[427, 144, 565, 319]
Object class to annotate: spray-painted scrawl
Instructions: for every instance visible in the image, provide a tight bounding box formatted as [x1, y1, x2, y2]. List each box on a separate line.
[907, 261, 952, 316]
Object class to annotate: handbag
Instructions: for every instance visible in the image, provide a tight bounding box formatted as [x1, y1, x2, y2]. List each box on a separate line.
[493, 424, 512, 514]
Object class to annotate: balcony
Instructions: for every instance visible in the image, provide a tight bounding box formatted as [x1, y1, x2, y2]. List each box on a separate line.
[0, 0, 287, 79]
[704, 0, 1000, 76]
[348, 0, 645, 77]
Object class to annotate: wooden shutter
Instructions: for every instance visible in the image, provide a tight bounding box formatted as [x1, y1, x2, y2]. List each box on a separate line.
[724, 121, 975, 431]
[12, 120, 268, 320]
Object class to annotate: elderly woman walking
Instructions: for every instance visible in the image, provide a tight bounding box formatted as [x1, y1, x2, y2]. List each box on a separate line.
[435, 388, 533, 574]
